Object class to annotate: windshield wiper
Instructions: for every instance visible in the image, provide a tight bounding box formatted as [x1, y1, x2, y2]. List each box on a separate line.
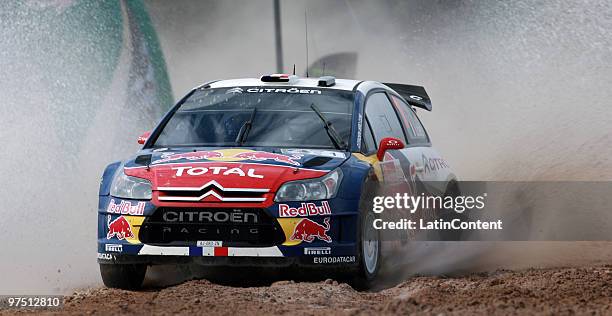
[235, 108, 257, 145]
[310, 103, 344, 150]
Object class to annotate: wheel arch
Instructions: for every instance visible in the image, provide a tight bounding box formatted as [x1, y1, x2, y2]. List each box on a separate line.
[99, 161, 122, 196]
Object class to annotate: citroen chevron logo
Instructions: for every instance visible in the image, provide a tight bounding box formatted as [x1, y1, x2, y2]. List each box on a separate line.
[157, 180, 269, 202]
[226, 87, 243, 94]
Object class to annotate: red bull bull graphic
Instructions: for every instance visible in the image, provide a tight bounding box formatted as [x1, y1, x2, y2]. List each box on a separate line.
[232, 151, 302, 166]
[107, 215, 135, 240]
[152, 151, 224, 164]
[151, 150, 303, 166]
[290, 218, 332, 243]
[106, 199, 145, 215]
[279, 201, 331, 217]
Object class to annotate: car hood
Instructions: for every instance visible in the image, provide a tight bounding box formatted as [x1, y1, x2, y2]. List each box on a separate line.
[122, 148, 349, 206]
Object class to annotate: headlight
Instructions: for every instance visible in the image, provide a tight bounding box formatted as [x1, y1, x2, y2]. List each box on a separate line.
[275, 168, 343, 202]
[110, 170, 152, 200]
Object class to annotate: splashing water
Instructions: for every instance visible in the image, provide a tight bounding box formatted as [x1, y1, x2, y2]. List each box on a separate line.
[0, 0, 172, 294]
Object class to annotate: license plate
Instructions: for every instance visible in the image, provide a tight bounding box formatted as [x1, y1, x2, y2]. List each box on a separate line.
[197, 240, 223, 247]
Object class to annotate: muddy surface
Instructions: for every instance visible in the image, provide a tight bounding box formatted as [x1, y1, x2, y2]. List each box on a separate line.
[5, 266, 611, 316]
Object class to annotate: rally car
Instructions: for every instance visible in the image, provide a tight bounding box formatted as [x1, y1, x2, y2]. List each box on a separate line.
[98, 74, 457, 289]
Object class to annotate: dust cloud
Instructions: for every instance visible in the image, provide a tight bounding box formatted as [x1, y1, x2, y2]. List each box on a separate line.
[149, 0, 612, 180]
[147, 0, 612, 278]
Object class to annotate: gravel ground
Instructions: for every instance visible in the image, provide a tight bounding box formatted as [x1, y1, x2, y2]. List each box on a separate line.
[4, 265, 611, 316]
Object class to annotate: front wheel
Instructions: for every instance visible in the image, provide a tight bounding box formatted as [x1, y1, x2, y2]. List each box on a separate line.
[99, 264, 147, 290]
[353, 187, 381, 289]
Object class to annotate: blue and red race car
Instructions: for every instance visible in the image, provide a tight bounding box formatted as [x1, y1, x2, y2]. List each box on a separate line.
[98, 74, 457, 289]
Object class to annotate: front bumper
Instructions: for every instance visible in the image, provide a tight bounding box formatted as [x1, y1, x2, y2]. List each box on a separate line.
[98, 196, 360, 266]
[97, 245, 358, 267]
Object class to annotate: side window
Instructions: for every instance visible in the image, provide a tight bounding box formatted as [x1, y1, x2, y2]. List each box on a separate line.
[364, 93, 407, 144]
[361, 119, 376, 154]
[390, 95, 430, 144]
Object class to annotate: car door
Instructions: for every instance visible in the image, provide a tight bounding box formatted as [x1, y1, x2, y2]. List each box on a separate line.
[363, 92, 410, 187]
[362, 91, 415, 249]
[388, 94, 452, 195]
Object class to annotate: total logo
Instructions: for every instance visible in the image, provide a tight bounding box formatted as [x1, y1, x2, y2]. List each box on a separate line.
[290, 218, 331, 243]
[106, 215, 134, 240]
[172, 166, 264, 178]
[152, 149, 302, 166]
[278, 201, 331, 217]
[107, 199, 145, 216]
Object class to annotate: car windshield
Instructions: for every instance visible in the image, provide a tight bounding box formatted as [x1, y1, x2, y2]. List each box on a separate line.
[152, 86, 354, 149]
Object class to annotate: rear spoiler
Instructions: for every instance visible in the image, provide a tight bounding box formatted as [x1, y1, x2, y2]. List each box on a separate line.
[383, 83, 432, 111]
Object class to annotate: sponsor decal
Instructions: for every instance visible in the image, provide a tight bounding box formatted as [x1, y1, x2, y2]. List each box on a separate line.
[97, 253, 115, 261]
[107, 199, 145, 216]
[106, 215, 134, 240]
[314, 256, 356, 264]
[232, 151, 302, 166]
[380, 153, 406, 184]
[197, 240, 223, 247]
[160, 226, 259, 237]
[290, 218, 331, 243]
[152, 150, 303, 167]
[356, 113, 363, 149]
[278, 201, 331, 218]
[281, 148, 346, 159]
[421, 154, 450, 173]
[153, 151, 224, 164]
[245, 88, 322, 94]
[162, 210, 259, 224]
[172, 166, 263, 178]
[304, 247, 331, 255]
[105, 244, 123, 252]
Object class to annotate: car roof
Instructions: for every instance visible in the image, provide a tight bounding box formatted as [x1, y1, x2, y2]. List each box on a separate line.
[208, 78, 362, 91]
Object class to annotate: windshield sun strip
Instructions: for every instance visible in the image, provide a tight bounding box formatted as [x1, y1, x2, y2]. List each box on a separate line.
[177, 109, 351, 115]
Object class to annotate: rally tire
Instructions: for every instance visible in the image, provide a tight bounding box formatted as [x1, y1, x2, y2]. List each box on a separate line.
[99, 264, 147, 290]
[438, 181, 464, 241]
[353, 178, 381, 289]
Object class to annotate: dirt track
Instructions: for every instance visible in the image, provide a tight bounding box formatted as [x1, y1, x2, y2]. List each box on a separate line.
[7, 266, 611, 316]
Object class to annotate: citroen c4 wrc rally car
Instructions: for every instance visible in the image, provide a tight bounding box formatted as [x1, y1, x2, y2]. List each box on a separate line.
[98, 74, 457, 289]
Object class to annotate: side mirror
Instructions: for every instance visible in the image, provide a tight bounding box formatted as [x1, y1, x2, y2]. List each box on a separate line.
[377, 137, 405, 161]
[137, 131, 151, 145]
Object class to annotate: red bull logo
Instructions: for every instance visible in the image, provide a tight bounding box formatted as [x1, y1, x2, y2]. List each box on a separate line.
[107, 215, 134, 240]
[290, 218, 331, 243]
[152, 151, 224, 164]
[279, 201, 331, 217]
[232, 151, 302, 166]
[106, 199, 145, 215]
